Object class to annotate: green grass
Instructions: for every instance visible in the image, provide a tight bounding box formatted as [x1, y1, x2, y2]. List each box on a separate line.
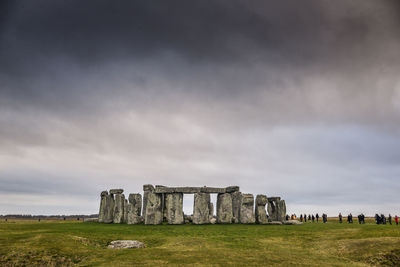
[1, 219, 400, 266]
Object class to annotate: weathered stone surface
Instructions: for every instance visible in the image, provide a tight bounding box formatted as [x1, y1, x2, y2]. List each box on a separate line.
[142, 185, 155, 218]
[231, 191, 241, 223]
[143, 184, 155, 192]
[209, 202, 214, 217]
[278, 200, 286, 221]
[98, 191, 108, 223]
[162, 193, 167, 222]
[103, 193, 115, 223]
[184, 214, 193, 224]
[210, 217, 217, 224]
[165, 193, 184, 224]
[225, 186, 240, 193]
[193, 192, 211, 224]
[154, 185, 240, 194]
[109, 189, 124, 194]
[255, 195, 268, 224]
[216, 193, 233, 224]
[108, 240, 145, 249]
[127, 193, 142, 224]
[201, 187, 226, 194]
[144, 192, 163, 225]
[267, 197, 286, 222]
[240, 193, 255, 224]
[113, 193, 125, 224]
[123, 199, 128, 223]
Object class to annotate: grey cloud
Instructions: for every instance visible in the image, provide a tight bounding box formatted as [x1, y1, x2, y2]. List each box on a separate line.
[0, 0, 400, 215]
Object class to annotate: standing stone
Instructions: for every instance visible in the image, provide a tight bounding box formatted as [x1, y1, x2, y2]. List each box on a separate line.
[144, 191, 163, 225]
[239, 193, 255, 224]
[277, 199, 286, 222]
[216, 193, 233, 224]
[127, 193, 142, 224]
[123, 199, 128, 223]
[98, 191, 108, 223]
[255, 195, 268, 224]
[162, 194, 168, 222]
[103, 192, 115, 223]
[209, 202, 214, 220]
[267, 197, 286, 222]
[113, 193, 125, 224]
[193, 193, 211, 224]
[231, 191, 242, 223]
[142, 184, 155, 219]
[165, 193, 184, 224]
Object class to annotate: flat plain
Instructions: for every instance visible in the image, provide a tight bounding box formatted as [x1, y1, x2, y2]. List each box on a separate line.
[0, 218, 399, 266]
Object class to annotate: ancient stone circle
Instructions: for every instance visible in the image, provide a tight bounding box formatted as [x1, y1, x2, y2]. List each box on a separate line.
[98, 185, 286, 225]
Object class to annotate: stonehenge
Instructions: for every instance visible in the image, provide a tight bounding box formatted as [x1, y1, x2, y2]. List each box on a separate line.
[267, 197, 286, 222]
[239, 194, 255, 224]
[193, 192, 211, 224]
[255, 194, 269, 224]
[127, 194, 142, 224]
[216, 193, 233, 223]
[165, 193, 184, 224]
[98, 185, 287, 225]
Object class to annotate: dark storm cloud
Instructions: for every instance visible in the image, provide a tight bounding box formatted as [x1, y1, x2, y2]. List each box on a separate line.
[1, 0, 400, 215]
[1, 0, 399, 72]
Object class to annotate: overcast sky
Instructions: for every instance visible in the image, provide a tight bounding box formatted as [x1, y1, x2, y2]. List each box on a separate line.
[1, 0, 400, 216]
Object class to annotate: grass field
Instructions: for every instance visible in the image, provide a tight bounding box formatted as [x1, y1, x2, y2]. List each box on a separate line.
[1, 219, 399, 266]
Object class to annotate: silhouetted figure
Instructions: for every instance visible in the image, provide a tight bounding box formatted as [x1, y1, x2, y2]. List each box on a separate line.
[77, 217, 80, 221]
[395, 215, 399, 225]
[361, 214, 365, 224]
[322, 213, 327, 223]
[375, 214, 381, 224]
[388, 214, 392, 225]
[347, 214, 353, 223]
[300, 214, 303, 222]
[308, 214, 311, 222]
[38, 218, 41, 222]
[339, 213, 343, 223]
[304, 214, 307, 222]
[381, 214, 386, 225]
[286, 214, 290, 221]
[5, 218, 7, 222]
[312, 214, 315, 223]
[316, 213, 319, 223]
[64, 217, 66, 221]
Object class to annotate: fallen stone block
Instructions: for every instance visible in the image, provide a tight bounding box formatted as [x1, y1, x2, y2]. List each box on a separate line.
[107, 240, 145, 249]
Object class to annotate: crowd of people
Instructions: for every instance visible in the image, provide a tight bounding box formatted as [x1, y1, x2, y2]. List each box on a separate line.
[287, 213, 328, 223]
[338, 213, 399, 224]
[287, 213, 399, 225]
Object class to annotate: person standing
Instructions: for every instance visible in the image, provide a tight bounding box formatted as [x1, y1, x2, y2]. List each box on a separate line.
[388, 214, 392, 225]
[339, 213, 343, 223]
[395, 215, 399, 225]
[323, 213, 327, 223]
[316, 213, 319, 223]
[312, 214, 315, 223]
[308, 214, 311, 222]
[375, 214, 380, 224]
[300, 214, 303, 222]
[304, 214, 307, 222]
